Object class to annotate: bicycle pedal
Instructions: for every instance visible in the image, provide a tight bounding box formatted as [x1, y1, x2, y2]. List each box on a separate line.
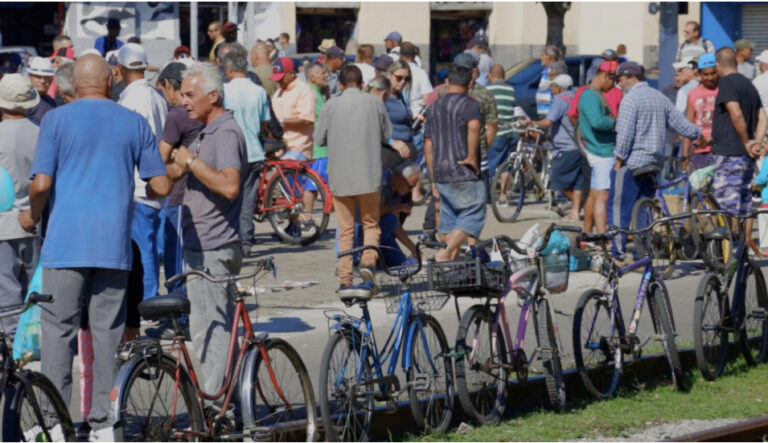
[249, 426, 274, 442]
[385, 398, 398, 414]
[412, 373, 432, 392]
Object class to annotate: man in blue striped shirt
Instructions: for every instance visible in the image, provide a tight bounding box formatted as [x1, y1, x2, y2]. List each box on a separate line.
[610, 61, 704, 261]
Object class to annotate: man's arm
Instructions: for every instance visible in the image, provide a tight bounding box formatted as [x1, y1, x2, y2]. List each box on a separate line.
[18, 174, 52, 232]
[313, 106, 329, 147]
[485, 122, 498, 148]
[725, 101, 751, 146]
[458, 119, 481, 175]
[146, 175, 172, 199]
[614, 98, 637, 168]
[159, 140, 188, 181]
[530, 118, 554, 128]
[681, 101, 695, 162]
[755, 107, 768, 144]
[580, 91, 615, 131]
[171, 146, 241, 200]
[394, 222, 418, 257]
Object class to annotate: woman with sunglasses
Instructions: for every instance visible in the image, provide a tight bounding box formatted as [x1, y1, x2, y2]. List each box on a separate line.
[382, 60, 417, 170]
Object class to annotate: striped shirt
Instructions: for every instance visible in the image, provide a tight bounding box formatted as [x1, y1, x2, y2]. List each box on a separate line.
[486, 81, 518, 139]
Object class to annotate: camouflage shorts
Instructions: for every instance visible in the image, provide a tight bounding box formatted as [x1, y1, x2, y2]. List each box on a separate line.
[712, 154, 755, 214]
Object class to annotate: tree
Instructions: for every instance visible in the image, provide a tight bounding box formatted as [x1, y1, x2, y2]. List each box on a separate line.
[542, 2, 571, 56]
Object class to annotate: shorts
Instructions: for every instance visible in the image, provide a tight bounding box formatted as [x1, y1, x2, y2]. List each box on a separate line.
[587, 153, 613, 191]
[713, 154, 754, 214]
[436, 180, 487, 239]
[282, 150, 309, 161]
[550, 150, 585, 191]
[305, 157, 328, 192]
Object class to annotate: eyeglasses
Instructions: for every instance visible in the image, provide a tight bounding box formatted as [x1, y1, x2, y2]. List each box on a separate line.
[394, 74, 410, 82]
[607, 74, 618, 81]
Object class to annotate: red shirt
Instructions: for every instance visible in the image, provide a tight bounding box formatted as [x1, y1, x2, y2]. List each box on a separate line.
[687, 85, 718, 154]
[568, 85, 623, 118]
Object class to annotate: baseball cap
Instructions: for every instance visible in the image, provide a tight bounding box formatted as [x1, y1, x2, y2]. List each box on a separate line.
[600, 49, 619, 61]
[756, 50, 768, 65]
[466, 37, 487, 50]
[735, 39, 755, 51]
[598, 60, 619, 74]
[617, 61, 644, 77]
[551, 74, 573, 89]
[174, 45, 191, 59]
[0, 73, 39, 111]
[157, 62, 188, 84]
[384, 31, 402, 43]
[117, 43, 148, 70]
[27, 57, 54, 76]
[325, 46, 345, 59]
[270, 57, 295, 82]
[454, 51, 478, 69]
[672, 56, 695, 71]
[697, 53, 716, 70]
[221, 21, 238, 34]
[373, 54, 394, 71]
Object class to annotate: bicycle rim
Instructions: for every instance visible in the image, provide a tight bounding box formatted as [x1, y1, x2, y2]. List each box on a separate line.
[631, 198, 675, 278]
[649, 284, 686, 391]
[319, 330, 374, 442]
[693, 274, 729, 381]
[454, 305, 507, 425]
[266, 167, 330, 246]
[408, 315, 453, 433]
[2, 372, 76, 442]
[739, 260, 768, 365]
[115, 355, 203, 442]
[535, 298, 566, 411]
[247, 338, 318, 441]
[573, 289, 622, 399]
[491, 159, 524, 223]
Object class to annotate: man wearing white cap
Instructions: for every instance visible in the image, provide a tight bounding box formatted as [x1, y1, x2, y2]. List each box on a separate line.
[674, 57, 699, 113]
[117, 43, 169, 318]
[0, 74, 40, 340]
[752, 50, 768, 113]
[26, 57, 56, 124]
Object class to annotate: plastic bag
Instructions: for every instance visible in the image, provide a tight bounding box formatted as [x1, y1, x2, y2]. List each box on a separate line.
[12, 263, 42, 361]
[689, 165, 715, 191]
[540, 230, 572, 256]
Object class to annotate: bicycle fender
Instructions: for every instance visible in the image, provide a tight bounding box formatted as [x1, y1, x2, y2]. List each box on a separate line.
[303, 167, 334, 213]
[239, 345, 262, 432]
[402, 319, 421, 372]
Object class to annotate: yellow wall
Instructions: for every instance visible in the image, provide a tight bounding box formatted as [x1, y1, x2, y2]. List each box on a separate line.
[281, 2, 297, 43]
[355, 2, 431, 45]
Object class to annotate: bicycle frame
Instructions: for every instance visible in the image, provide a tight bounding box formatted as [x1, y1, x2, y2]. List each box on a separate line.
[654, 173, 707, 233]
[256, 159, 334, 216]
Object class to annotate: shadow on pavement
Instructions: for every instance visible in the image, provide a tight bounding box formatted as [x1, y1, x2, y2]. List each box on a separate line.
[253, 316, 315, 333]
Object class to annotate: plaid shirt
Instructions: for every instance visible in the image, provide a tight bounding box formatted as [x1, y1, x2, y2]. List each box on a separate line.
[615, 82, 701, 170]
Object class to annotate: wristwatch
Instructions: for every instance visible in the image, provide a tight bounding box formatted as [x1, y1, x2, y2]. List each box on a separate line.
[186, 155, 196, 168]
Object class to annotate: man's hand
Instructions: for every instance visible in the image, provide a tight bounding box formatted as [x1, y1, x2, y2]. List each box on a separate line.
[680, 156, 690, 171]
[613, 158, 623, 171]
[391, 140, 411, 159]
[457, 157, 479, 175]
[697, 135, 712, 147]
[171, 146, 195, 169]
[18, 210, 38, 234]
[747, 140, 764, 159]
[167, 163, 187, 181]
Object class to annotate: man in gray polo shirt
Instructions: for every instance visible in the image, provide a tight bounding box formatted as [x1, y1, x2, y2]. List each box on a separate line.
[170, 62, 247, 395]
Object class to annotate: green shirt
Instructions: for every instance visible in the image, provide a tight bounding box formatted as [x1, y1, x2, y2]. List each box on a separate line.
[486, 81, 517, 139]
[577, 88, 616, 158]
[310, 84, 328, 159]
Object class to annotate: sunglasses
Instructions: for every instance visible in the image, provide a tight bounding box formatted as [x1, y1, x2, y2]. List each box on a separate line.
[394, 74, 410, 82]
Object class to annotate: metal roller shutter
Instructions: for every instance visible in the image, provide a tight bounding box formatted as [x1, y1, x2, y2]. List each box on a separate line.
[742, 4, 768, 53]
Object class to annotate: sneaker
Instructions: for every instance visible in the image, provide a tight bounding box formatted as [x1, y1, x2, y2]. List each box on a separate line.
[146, 320, 191, 341]
[88, 426, 114, 442]
[359, 266, 378, 295]
[300, 220, 318, 236]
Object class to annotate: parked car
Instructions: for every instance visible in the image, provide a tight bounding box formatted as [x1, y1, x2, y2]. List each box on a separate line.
[0, 46, 38, 75]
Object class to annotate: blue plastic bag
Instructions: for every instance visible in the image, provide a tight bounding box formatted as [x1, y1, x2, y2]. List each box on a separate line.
[540, 230, 571, 256]
[12, 263, 42, 361]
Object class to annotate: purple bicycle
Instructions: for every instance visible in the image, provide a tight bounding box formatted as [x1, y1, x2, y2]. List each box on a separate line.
[572, 214, 688, 399]
[452, 224, 580, 424]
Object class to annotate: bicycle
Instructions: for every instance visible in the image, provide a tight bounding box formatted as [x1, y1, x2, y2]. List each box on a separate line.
[446, 224, 578, 424]
[253, 149, 333, 246]
[630, 161, 730, 278]
[489, 124, 552, 223]
[573, 214, 688, 399]
[692, 208, 768, 381]
[319, 242, 453, 441]
[0, 293, 76, 442]
[111, 258, 318, 441]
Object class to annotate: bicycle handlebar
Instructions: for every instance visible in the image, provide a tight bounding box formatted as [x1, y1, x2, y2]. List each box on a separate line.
[580, 213, 691, 242]
[0, 293, 53, 320]
[164, 257, 275, 288]
[692, 208, 768, 220]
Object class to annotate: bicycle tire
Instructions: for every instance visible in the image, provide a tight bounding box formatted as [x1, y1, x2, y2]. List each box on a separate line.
[689, 194, 730, 270]
[241, 338, 318, 442]
[631, 197, 676, 279]
[490, 158, 525, 223]
[413, 170, 431, 206]
[318, 329, 374, 442]
[265, 167, 330, 246]
[693, 273, 729, 381]
[454, 304, 507, 425]
[2, 371, 77, 442]
[112, 353, 204, 442]
[572, 288, 623, 399]
[648, 282, 686, 391]
[408, 314, 453, 434]
[531, 147, 548, 202]
[535, 298, 566, 411]
[739, 259, 768, 365]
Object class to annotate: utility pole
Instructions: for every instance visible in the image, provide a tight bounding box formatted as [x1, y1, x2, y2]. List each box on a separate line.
[190, 1, 198, 60]
[658, 2, 678, 88]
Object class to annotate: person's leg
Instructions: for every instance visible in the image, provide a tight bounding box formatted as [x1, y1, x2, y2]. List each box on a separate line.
[183, 244, 241, 395]
[440, 229, 471, 261]
[379, 213, 406, 266]
[334, 195, 357, 287]
[583, 190, 595, 233]
[131, 202, 161, 301]
[486, 137, 510, 185]
[0, 237, 38, 338]
[85, 268, 129, 430]
[609, 166, 640, 259]
[239, 162, 262, 255]
[302, 158, 327, 224]
[593, 189, 609, 233]
[125, 240, 143, 341]
[358, 192, 382, 270]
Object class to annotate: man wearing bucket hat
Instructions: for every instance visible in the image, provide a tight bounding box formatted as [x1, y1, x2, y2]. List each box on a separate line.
[0, 74, 40, 340]
[735, 38, 757, 80]
[26, 57, 56, 124]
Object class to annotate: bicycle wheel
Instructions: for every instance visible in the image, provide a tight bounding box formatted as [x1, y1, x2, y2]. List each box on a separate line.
[531, 147, 548, 201]
[454, 304, 507, 425]
[689, 194, 730, 270]
[241, 338, 318, 441]
[265, 167, 330, 246]
[535, 298, 566, 411]
[491, 158, 525, 223]
[2, 372, 77, 442]
[318, 330, 374, 442]
[739, 259, 768, 365]
[413, 169, 431, 206]
[408, 315, 453, 433]
[631, 197, 676, 279]
[572, 288, 623, 399]
[648, 282, 686, 391]
[693, 274, 729, 381]
[113, 354, 204, 442]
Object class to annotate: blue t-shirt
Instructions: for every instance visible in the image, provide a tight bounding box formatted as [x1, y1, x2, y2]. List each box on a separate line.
[31, 99, 166, 270]
[546, 91, 577, 153]
[385, 94, 413, 143]
[223, 77, 271, 162]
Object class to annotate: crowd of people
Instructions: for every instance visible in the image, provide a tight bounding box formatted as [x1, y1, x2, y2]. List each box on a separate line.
[1, 16, 768, 441]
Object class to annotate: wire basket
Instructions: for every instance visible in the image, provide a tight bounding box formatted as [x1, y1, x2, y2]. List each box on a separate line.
[427, 258, 508, 297]
[540, 251, 570, 294]
[379, 270, 450, 314]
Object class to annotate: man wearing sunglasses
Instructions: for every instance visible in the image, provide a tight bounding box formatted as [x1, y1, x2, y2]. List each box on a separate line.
[676, 21, 715, 62]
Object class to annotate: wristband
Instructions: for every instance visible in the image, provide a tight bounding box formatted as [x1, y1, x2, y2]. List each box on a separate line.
[186, 156, 196, 168]
[387, 137, 394, 145]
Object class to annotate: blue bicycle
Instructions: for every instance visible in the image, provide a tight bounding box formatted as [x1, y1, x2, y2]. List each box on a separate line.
[319, 242, 453, 441]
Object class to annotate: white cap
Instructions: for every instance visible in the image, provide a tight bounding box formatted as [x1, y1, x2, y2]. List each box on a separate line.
[117, 43, 147, 70]
[27, 57, 54, 76]
[551, 74, 573, 90]
[756, 50, 768, 65]
[673, 56, 694, 71]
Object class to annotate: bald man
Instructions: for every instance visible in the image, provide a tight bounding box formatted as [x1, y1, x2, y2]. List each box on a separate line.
[19, 54, 171, 440]
[250, 42, 278, 97]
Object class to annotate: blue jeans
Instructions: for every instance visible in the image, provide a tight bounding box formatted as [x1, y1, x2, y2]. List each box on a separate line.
[131, 202, 162, 301]
[608, 166, 656, 259]
[380, 213, 406, 266]
[486, 137, 516, 181]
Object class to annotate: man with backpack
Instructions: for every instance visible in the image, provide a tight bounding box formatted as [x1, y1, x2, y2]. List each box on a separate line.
[676, 21, 715, 62]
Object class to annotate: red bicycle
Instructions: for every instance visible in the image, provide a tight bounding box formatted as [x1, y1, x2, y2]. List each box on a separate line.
[254, 151, 333, 246]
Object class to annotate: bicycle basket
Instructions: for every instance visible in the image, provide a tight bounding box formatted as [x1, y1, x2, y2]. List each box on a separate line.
[540, 251, 570, 294]
[379, 270, 450, 314]
[427, 258, 508, 297]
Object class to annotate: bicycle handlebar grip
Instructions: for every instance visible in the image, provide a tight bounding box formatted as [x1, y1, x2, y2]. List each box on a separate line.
[421, 240, 447, 249]
[28, 293, 53, 304]
[551, 225, 582, 233]
[165, 273, 185, 288]
[338, 245, 379, 258]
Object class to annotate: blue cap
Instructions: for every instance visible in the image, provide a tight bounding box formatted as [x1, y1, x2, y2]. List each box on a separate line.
[698, 53, 716, 70]
[325, 46, 345, 59]
[384, 31, 402, 43]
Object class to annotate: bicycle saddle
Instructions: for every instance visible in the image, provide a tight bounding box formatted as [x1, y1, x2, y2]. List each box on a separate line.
[632, 165, 661, 177]
[338, 287, 373, 305]
[138, 293, 190, 322]
[703, 226, 729, 241]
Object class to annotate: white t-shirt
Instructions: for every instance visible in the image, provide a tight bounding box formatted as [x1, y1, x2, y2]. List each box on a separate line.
[754, 72, 768, 113]
[355, 62, 376, 86]
[407, 62, 433, 117]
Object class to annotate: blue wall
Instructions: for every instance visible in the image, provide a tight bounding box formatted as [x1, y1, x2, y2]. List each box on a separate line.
[701, 2, 741, 50]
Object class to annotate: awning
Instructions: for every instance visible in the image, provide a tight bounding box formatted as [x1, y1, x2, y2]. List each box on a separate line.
[431, 2, 492, 11]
